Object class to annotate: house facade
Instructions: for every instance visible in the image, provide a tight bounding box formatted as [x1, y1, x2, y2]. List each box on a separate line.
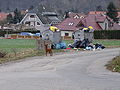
[57, 12, 120, 38]
[20, 12, 61, 32]
[20, 13, 48, 32]
[57, 18, 83, 38]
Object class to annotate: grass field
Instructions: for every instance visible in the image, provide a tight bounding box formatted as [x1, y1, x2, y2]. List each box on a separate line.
[0, 39, 120, 52]
[0, 39, 120, 64]
[0, 39, 36, 52]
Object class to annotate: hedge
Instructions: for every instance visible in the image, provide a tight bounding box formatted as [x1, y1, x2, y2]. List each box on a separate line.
[94, 30, 120, 39]
[0, 29, 40, 37]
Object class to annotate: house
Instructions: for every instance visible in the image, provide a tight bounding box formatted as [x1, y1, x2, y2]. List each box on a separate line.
[56, 18, 84, 38]
[20, 12, 61, 32]
[66, 12, 86, 19]
[84, 14, 111, 30]
[40, 12, 61, 26]
[20, 13, 47, 32]
[57, 12, 120, 38]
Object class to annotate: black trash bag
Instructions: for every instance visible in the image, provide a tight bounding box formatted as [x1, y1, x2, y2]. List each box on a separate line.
[80, 39, 90, 48]
[94, 43, 105, 49]
[73, 40, 81, 48]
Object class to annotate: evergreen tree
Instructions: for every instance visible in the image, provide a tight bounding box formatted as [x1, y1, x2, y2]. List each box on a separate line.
[7, 14, 13, 24]
[13, 8, 23, 24]
[96, 5, 103, 11]
[64, 11, 69, 18]
[107, 2, 118, 23]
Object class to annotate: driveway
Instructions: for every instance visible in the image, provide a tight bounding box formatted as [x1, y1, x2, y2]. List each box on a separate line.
[0, 48, 120, 90]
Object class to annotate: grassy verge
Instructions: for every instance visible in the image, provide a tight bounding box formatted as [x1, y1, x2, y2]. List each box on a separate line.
[93, 39, 120, 48]
[0, 48, 65, 64]
[106, 56, 120, 73]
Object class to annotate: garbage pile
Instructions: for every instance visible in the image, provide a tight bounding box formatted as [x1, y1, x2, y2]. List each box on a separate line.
[68, 39, 105, 51]
[52, 42, 67, 49]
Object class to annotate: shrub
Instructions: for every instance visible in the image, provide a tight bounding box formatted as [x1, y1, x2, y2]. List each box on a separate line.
[94, 30, 120, 39]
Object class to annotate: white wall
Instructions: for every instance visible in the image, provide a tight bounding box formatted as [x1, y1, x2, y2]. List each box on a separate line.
[98, 19, 109, 30]
[61, 30, 73, 37]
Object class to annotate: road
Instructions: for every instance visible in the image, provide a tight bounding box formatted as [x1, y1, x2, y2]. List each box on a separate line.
[0, 48, 120, 90]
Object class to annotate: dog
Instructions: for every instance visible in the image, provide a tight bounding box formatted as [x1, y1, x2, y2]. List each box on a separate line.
[45, 44, 53, 56]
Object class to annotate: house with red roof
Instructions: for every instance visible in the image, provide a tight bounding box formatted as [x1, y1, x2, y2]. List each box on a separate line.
[57, 12, 120, 37]
[67, 12, 86, 19]
[57, 18, 84, 37]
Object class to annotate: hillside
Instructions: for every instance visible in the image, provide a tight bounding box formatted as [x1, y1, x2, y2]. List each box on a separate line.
[0, 0, 119, 13]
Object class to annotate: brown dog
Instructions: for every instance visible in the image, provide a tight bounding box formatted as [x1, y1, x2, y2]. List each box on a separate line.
[45, 44, 53, 56]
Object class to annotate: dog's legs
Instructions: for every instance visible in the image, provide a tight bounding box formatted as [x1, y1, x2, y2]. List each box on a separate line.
[46, 51, 47, 56]
[50, 51, 53, 56]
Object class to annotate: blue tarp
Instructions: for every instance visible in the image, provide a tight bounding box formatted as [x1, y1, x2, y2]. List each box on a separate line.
[55, 42, 67, 49]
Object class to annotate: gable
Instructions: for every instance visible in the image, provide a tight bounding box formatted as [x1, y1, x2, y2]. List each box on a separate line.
[20, 13, 43, 25]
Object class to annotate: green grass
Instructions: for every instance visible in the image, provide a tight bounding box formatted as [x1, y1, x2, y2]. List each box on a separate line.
[93, 39, 120, 47]
[0, 39, 120, 64]
[0, 39, 36, 52]
[0, 39, 65, 64]
[64, 39, 120, 48]
[106, 56, 120, 73]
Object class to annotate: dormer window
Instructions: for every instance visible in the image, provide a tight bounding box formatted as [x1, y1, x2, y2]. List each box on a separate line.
[30, 15, 35, 18]
[74, 15, 79, 19]
[37, 22, 40, 25]
[69, 22, 74, 26]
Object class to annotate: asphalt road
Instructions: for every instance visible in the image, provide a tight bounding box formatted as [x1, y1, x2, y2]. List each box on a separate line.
[0, 48, 120, 90]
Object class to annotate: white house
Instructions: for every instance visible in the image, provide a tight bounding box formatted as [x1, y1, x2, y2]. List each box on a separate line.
[20, 12, 61, 32]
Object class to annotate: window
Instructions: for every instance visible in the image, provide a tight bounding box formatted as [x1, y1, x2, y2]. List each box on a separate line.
[25, 21, 30, 25]
[65, 33, 69, 36]
[74, 15, 79, 19]
[68, 22, 74, 26]
[37, 22, 40, 25]
[30, 15, 35, 18]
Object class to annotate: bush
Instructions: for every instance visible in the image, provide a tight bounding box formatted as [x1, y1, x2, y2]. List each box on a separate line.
[94, 30, 120, 39]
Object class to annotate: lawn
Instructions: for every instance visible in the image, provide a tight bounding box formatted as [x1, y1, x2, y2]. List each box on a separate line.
[0, 39, 120, 52]
[0, 39, 120, 64]
[93, 39, 120, 47]
[64, 39, 120, 47]
[0, 39, 36, 52]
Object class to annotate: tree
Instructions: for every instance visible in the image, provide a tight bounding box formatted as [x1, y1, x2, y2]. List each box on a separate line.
[64, 11, 70, 18]
[96, 5, 103, 11]
[106, 2, 118, 23]
[28, 5, 34, 11]
[13, 8, 23, 24]
[7, 14, 13, 24]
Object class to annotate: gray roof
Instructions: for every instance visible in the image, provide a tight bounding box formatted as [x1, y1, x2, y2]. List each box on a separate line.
[37, 12, 61, 24]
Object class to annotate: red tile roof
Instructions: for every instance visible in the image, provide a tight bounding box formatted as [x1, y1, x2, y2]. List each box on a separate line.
[0, 13, 8, 21]
[88, 11, 106, 15]
[83, 14, 104, 30]
[57, 12, 120, 31]
[68, 12, 86, 18]
[57, 18, 82, 31]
